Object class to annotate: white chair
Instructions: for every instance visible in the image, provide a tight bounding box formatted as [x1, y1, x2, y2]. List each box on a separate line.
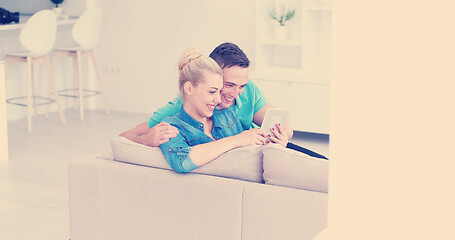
[5, 9, 66, 132]
[53, 6, 108, 121]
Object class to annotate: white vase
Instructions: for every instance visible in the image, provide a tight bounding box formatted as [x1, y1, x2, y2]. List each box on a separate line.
[273, 26, 288, 40]
[52, 7, 62, 18]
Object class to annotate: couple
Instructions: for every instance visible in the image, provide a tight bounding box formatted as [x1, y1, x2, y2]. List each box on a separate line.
[120, 43, 327, 173]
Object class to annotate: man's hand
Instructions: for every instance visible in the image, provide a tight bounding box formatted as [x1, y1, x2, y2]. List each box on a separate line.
[144, 122, 179, 147]
[120, 122, 179, 147]
[267, 123, 289, 147]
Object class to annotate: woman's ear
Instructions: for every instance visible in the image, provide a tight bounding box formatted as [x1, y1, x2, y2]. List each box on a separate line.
[183, 81, 193, 95]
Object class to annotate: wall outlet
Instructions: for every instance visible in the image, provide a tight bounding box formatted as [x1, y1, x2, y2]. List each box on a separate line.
[103, 66, 124, 75]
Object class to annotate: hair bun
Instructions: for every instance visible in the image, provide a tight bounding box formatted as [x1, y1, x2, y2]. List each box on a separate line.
[178, 47, 203, 70]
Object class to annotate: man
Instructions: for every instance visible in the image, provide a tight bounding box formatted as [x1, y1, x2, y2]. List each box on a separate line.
[120, 42, 327, 159]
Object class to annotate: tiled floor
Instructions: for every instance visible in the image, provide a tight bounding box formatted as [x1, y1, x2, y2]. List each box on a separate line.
[0, 109, 329, 240]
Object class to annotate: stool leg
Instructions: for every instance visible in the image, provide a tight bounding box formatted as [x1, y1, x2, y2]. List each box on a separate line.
[26, 57, 32, 132]
[48, 52, 58, 117]
[76, 51, 83, 121]
[46, 63, 51, 118]
[89, 50, 109, 114]
[45, 60, 52, 118]
[72, 53, 78, 112]
[30, 62, 37, 118]
[45, 55, 66, 125]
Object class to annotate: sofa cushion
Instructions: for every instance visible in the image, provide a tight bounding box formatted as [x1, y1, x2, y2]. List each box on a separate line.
[110, 137, 264, 183]
[262, 144, 329, 193]
[242, 183, 328, 240]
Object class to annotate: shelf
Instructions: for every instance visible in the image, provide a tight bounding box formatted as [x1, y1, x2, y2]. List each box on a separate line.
[250, 69, 330, 85]
[255, 0, 332, 75]
[253, 0, 331, 134]
[307, 5, 332, 11]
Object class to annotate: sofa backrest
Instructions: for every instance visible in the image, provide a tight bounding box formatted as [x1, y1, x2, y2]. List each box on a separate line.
[111, 137, 265, 183]
[110, 137, 329, 193]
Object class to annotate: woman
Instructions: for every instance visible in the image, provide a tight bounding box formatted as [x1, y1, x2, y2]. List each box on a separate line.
[122, 48, 267, 173]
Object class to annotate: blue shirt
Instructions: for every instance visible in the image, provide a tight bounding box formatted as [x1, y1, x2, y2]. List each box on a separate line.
[147, 79, 267, 130]
[159, 107, 243, 173]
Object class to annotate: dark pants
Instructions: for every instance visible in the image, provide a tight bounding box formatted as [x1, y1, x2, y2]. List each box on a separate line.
[286, 142, 328, 160]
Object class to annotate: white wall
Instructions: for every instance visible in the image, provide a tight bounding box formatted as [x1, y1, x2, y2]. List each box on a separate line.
[4, 0, 255, 120]
[94, 0, 255, 116]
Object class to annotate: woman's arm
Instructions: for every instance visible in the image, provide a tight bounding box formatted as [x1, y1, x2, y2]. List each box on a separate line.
[161, 128, 267, 173]
[189, 128, 267, 166]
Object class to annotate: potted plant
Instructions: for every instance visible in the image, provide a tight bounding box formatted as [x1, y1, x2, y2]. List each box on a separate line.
[50, 0, 64, 18]
[269, 1, 295, 40]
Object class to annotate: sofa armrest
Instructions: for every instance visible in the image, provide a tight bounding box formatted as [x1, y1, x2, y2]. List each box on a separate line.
[97, 160, 247, 240]
[69, 154, 251, 240]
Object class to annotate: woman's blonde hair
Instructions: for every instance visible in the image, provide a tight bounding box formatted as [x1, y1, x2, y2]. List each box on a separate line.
[178, 47, 223, 94]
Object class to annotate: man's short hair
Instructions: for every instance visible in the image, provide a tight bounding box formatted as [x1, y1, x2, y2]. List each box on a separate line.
[209, 42, 250, 69]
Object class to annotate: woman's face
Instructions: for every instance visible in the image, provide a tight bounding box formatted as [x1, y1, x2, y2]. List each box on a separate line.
[186, 70, 223, 120]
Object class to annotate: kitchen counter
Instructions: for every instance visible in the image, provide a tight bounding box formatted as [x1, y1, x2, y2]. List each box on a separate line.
[0, 14, 78, 31]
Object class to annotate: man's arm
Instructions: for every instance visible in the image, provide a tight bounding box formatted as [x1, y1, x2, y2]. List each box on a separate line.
[120, 122, 179, 147]
[119, 97, 183, 147]
[252, 103, 294, 140]
[246, 79, 293, 140]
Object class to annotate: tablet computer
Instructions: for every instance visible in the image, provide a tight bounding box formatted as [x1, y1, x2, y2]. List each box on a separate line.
[260, 108, 290, 142]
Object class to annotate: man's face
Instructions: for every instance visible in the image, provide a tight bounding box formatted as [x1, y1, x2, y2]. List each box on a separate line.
[218, 66, 249, 109]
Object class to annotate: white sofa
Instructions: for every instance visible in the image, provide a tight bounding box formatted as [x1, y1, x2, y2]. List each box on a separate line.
[68, 137, 329, 240]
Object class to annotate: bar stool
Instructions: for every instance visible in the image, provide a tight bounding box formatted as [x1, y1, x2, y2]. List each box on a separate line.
[5, 10, 66, 132]
[53, 6, 108, 121]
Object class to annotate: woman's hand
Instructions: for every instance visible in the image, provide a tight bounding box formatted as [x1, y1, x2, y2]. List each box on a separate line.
[235, 128, 267, 147]
[267, 123, 289, 147]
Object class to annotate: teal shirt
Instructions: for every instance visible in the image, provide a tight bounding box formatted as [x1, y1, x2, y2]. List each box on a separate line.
[147, 79, 267, 130]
